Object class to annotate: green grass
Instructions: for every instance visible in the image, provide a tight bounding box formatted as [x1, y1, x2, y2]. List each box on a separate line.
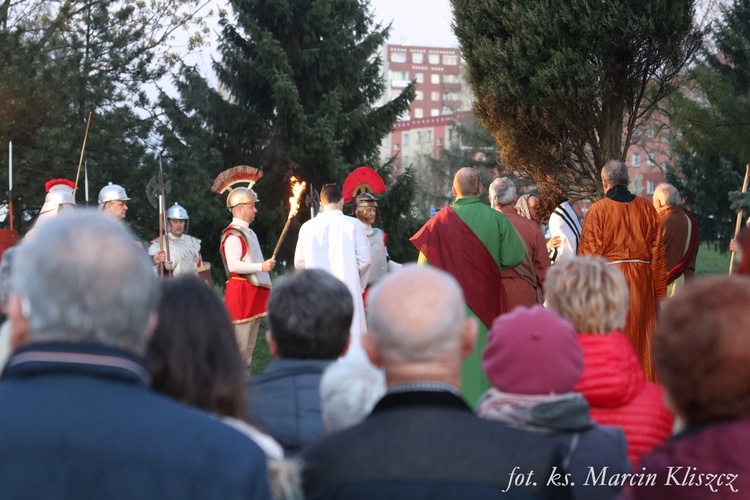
[695, 241, 732, 276]
[249, 317, 273, 376]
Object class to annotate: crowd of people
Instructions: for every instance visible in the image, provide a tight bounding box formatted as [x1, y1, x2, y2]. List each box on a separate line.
[0, 158, 747, 499]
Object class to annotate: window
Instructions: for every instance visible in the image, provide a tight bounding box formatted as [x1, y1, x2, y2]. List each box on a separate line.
[417, 131, 423, 143]
[430, 74, 440, 84]
[394, 143, 400, 151]
[443, 55, 459, 65]
[647, 152, 655, 167]
[414, 108, 423, 118]
[415, 90, 424, 101]
[631, 152, 641, 167]
[390, 52, 406, 63]
[428, 54, 440, 64]
[430, 109, 440, 117]
[431, 91, 440, 101]
[411, 52, 423, 63]
[415, 73, 424, 83]
[448, 128, 454, 141]
[437, 138, 444, 147]
[403, 155, 410, 166]
[427, 130, 433, 143]
[444, 74, 459, 83]
[403, 133, 409, 146]
[647, 180, 655, 195]
[648, 126, 656, 138]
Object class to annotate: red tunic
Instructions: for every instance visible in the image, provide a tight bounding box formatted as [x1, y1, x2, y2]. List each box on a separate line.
[220, 228, 270, 323]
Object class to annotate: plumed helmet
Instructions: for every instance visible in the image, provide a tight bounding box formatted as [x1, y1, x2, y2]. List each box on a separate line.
[98, 182, 130, 205]
[226, 187, 259, 209]
[40, 179, 76, 216]
[166, 203, 189, 220]
[355, 192, 378, 209]
[355, 192, 379, 223]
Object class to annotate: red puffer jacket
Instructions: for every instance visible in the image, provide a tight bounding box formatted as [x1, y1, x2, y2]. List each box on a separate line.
[573, 331, 674, 465]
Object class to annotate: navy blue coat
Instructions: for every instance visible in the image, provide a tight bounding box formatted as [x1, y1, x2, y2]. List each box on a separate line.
[0, 343, 271, 500]
[246, 358, 332, 455]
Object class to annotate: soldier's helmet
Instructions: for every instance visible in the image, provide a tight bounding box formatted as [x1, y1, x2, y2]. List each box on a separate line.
[98, 182, 130, 206]
[226, 187, 259, 209]
[355, 192, 379, 223]
[166, 203, 189, 220]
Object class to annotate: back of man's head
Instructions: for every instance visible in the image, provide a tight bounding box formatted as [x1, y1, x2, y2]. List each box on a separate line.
[488, 177, 516, 208]
[366, 265, 466, 363]
[11, 210, 159, 355]
[320, 184, 343, 206]
[654, 182, 680, 206]
[267, 269, 352, 359]
[453, 167, 482, 198]
[601, 159, 629, 187]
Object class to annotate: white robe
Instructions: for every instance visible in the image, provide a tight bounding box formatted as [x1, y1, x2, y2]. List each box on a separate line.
[148, 233, 202, 276]
[547, 201, 582, 264]
[294, 210, 371, 351]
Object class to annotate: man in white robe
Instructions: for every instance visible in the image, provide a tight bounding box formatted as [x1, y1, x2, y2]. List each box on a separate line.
[294, 184, 371, 352]
[148, 203, 203, 276]
[547, 197, 582, 264]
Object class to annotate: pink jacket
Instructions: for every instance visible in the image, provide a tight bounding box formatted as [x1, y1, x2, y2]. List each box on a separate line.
[573, 332, 674, 464]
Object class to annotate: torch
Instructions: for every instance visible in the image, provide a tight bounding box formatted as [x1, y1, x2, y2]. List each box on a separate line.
[272, 176, 307, 260]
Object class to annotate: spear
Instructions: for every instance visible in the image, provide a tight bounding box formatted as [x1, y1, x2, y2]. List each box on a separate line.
[73, 111, 93, 200]
[729, 163, 750, 275]
[7, 141, 13, 231]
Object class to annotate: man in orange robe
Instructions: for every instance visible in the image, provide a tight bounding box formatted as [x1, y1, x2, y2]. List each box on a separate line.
[578, 160, 666, 381]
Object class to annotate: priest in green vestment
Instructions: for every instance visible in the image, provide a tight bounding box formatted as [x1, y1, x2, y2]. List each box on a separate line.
[410, 168, 526, 405]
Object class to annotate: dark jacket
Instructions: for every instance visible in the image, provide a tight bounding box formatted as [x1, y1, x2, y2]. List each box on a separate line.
[302, 390, 573, 499]
[619, 416, 750, 499]
[0, 342, 271, 500]
[246, 358, 331, 455]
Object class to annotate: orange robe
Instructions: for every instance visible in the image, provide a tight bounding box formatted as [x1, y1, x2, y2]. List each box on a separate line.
[578, 195, 666, 381]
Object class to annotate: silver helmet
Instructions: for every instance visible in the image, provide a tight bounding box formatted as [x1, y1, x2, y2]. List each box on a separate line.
[40, 182, 76, 216]
[166, 203, 189, 220]
[226, 187, 259, 209]
[98, 182, 130, 205]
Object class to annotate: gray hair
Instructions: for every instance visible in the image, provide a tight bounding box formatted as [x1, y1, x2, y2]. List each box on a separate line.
[654, 183, 680, 206]
[488, 177, 517, 208]
[366, 265, 465, 362]
[601, 159, 629, 186]
[0, 247, 16, 308]
[320, 357, 386, 433]
[11, 210, 159, 355]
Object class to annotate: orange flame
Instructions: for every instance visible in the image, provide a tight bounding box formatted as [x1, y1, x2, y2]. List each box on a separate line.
[288, 176, 306, 219]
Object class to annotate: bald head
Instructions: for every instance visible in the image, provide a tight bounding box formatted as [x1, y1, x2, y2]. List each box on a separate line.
[453, 168, 482, 198]
[653, 183, 680, 209]
[366, 265, 467, 362]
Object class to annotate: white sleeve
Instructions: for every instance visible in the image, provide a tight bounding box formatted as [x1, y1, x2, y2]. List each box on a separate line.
[225, 234, 263, 274]
[294, 225, 306, 269]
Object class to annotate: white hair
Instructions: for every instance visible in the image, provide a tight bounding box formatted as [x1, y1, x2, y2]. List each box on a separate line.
[489, 177, 517, 208]
[602, 159, 629, 186]
[11, 210, 159, 355]
[654, 183, 680, 205]
[320, 357, 386, 433]
[366, 265, 466, 362]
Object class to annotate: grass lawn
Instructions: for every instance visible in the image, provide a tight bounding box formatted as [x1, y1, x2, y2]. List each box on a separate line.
[695, 241, 732, 277]
[249, 317, 273, 376]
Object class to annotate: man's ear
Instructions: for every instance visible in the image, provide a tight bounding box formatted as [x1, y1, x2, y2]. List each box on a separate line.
[266, 331, 280, 358]
[7, 294, 30, 349]
[460, 317, 478, 359]
[362, 332, 383, 367]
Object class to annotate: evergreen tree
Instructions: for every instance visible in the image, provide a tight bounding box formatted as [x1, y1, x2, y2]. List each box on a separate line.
[451, 0, 701, 200]
[0, 0, 210, 236]
[666, 0, 750, 243]
[177, 0, 416, 264]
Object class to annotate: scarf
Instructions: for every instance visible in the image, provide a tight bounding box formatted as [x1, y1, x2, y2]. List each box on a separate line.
[477, 388, 594, 433]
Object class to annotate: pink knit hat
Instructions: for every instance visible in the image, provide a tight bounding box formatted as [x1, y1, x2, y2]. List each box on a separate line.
[482, 305, 584, 395]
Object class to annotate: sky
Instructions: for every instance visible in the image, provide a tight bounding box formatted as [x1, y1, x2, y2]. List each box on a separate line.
[368, 0, 458, 48]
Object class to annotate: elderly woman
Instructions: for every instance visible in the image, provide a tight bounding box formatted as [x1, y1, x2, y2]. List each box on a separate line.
[620, 276, 750, 498]
[545, 257, 673, 465]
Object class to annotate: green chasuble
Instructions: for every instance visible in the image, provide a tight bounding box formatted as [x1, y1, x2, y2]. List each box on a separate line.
[415, 196, 526, 406]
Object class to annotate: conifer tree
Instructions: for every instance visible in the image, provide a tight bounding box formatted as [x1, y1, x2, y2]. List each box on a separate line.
[451, 0, 701, 200]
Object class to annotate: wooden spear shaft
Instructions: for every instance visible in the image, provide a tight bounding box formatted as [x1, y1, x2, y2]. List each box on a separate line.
[271, 217, 293, 260]
[729, 163, 750, 275]
[73, 112, 93, 199]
